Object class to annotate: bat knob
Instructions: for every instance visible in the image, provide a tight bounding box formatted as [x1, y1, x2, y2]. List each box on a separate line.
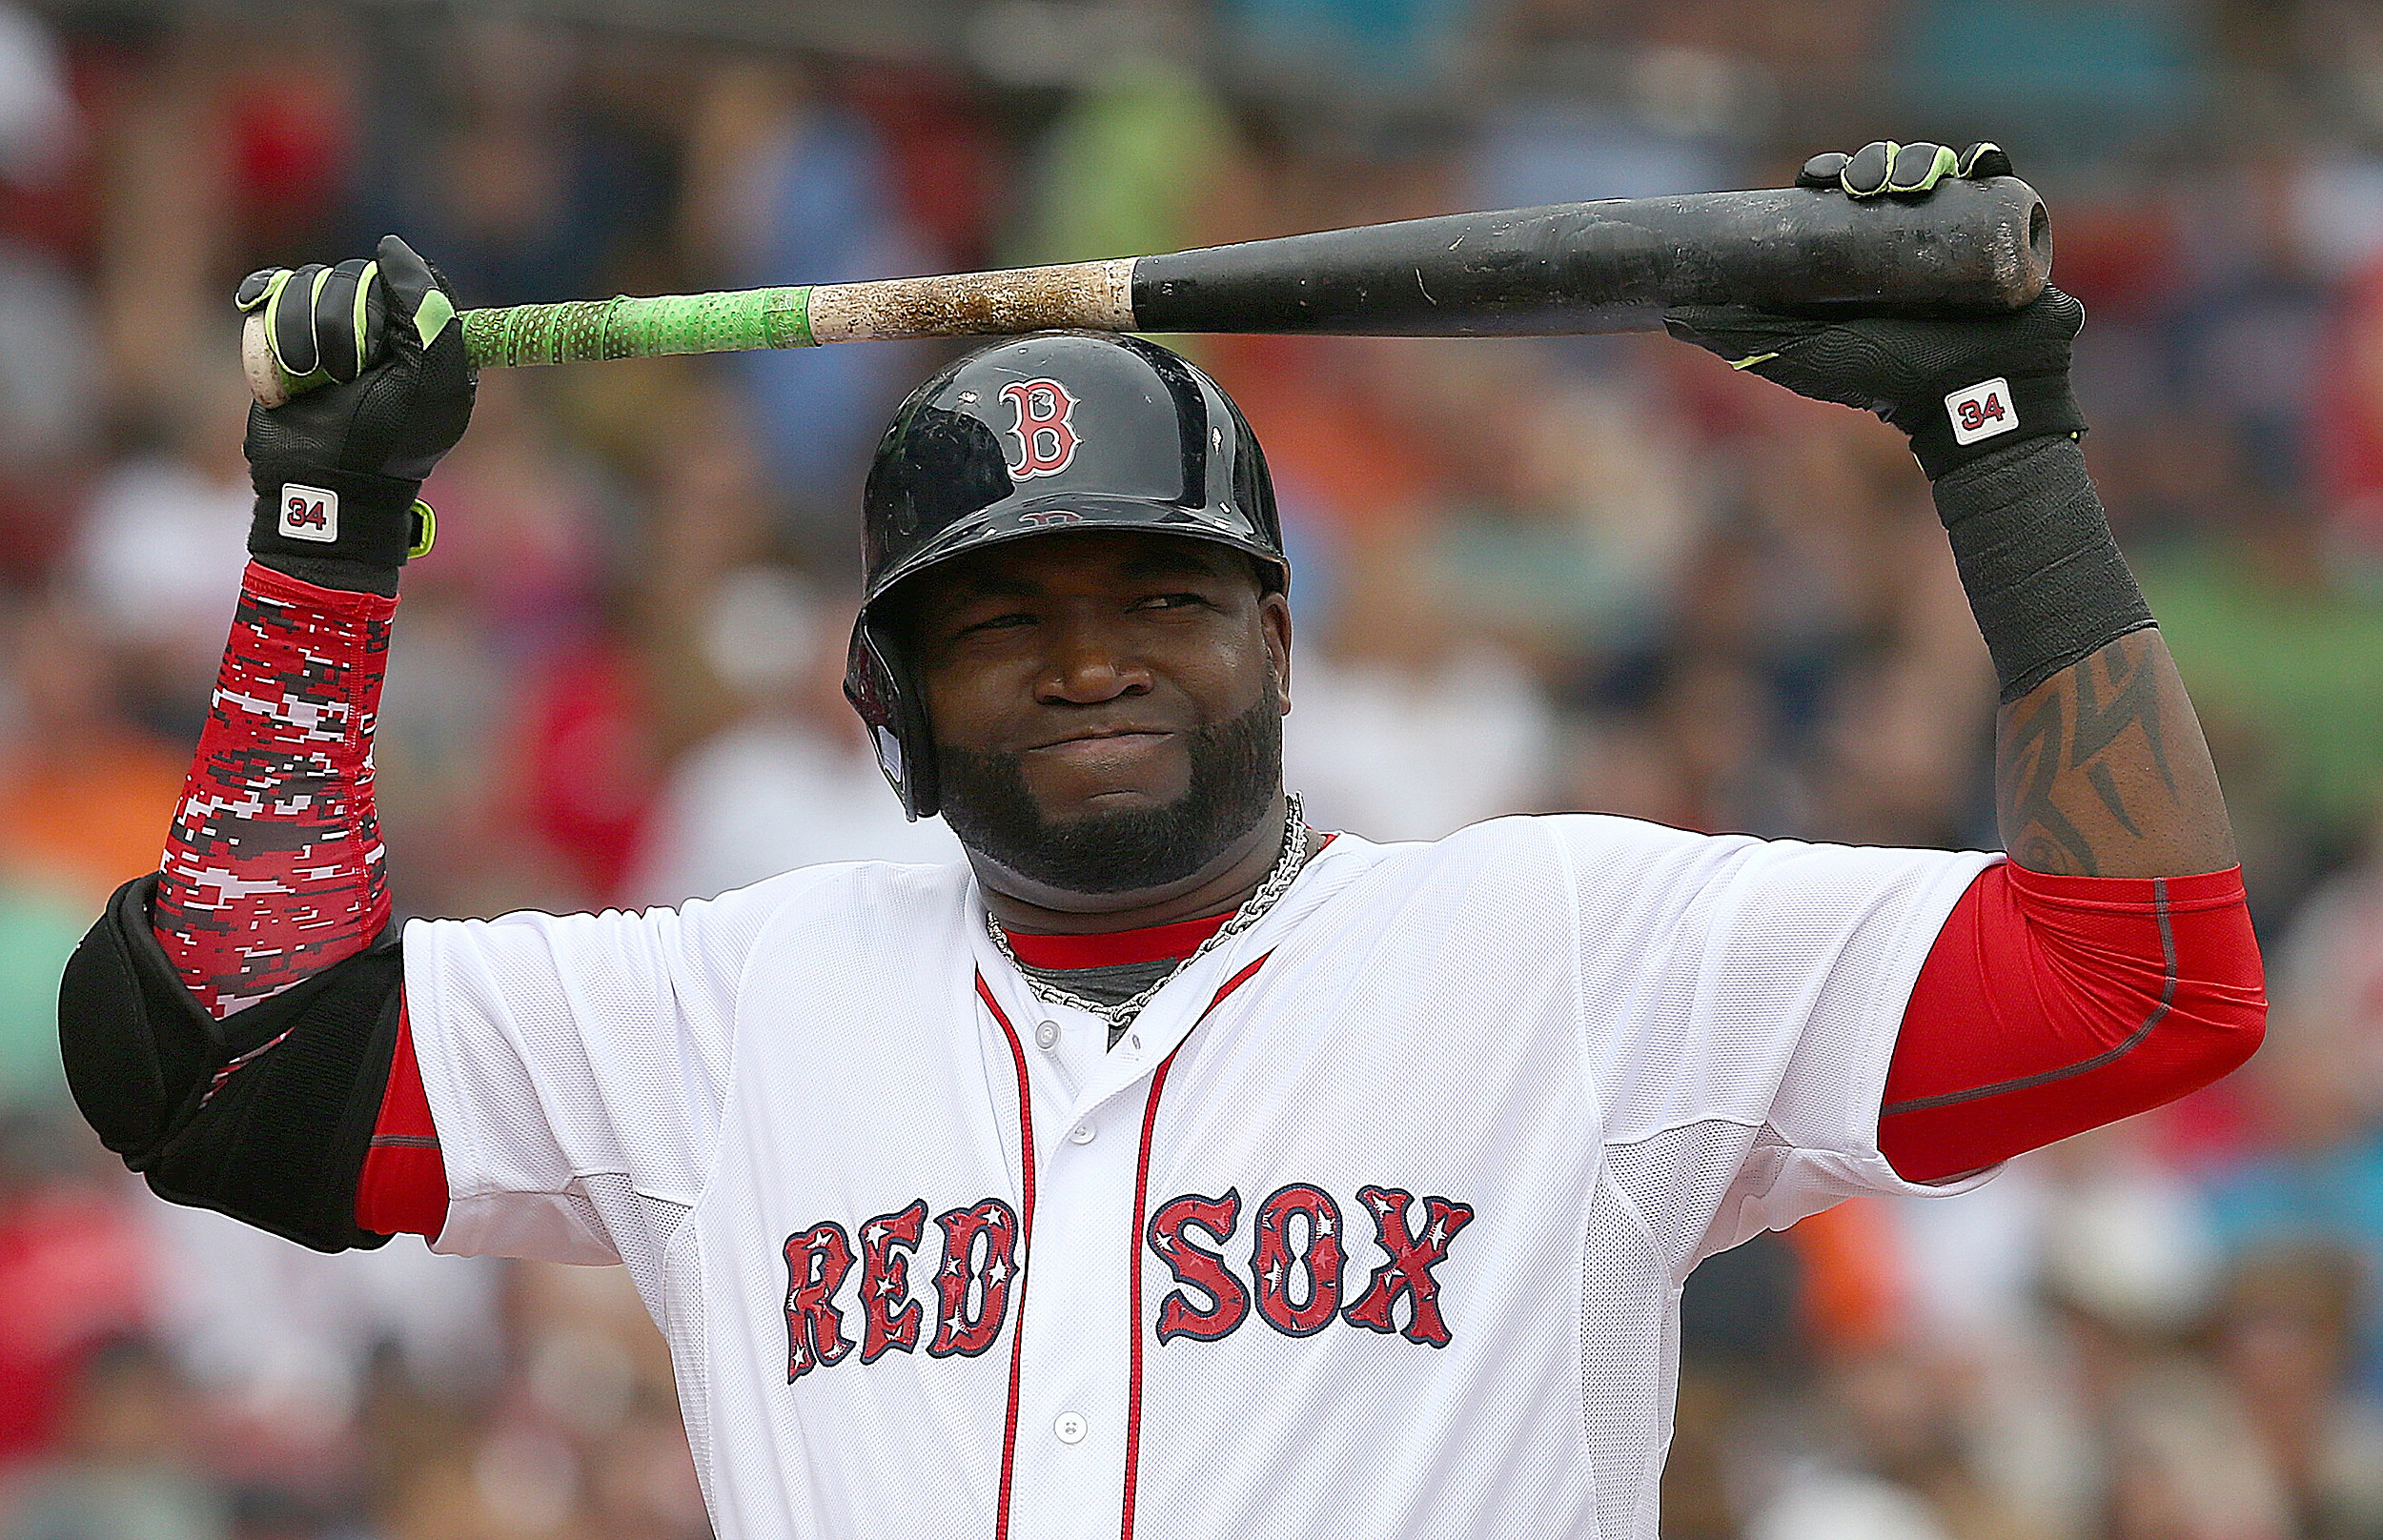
[241, 311, 295, 408]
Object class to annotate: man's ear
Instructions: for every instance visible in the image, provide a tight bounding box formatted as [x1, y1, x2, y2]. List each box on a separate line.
[1260, 590, 1292, 715]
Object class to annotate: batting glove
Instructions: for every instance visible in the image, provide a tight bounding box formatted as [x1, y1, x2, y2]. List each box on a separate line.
[1796, 138, 2012, 199]
[237, 234, 474, 587]
[1663, 142, 2084, 479]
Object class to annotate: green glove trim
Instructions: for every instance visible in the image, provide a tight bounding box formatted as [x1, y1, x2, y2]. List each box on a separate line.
[1842, 140, 1900, 196]
[1888, 144, 1959, 194]
[254, 269, 296, 371]
[1954, 142, 2010, 179]
[249, 262, 385, 393]
[414, 289, 455, 348]
[352, 260, 379, 366]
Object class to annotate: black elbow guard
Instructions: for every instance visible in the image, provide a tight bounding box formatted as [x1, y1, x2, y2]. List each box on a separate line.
[59, 874, 406, 1253]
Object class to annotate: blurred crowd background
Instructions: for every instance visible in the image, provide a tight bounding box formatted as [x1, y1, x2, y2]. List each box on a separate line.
[3, 0, 2383, 1536]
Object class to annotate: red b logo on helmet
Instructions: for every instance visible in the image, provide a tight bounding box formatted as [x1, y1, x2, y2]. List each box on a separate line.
[1000, 379, 1080, 479]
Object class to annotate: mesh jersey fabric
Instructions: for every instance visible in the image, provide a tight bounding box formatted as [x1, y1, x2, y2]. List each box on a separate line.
[400, 814, 1995, 1540]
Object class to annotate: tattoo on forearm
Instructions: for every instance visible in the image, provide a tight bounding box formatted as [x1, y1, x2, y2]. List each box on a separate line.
[1996, 635, 2176, 876]
[2084, 762, 2141, 837]
[2000, 695, 2090, 873]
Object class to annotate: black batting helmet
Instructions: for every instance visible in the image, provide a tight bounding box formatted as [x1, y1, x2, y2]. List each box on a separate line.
[845, 331, 1288, 820]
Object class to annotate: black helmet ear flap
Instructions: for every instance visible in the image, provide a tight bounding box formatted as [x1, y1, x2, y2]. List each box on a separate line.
[845, 621, 940, 820]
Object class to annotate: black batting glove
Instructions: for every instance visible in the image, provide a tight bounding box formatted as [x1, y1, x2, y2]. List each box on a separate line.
[1795, 138, 2013, 199]
[237, 234, 474, 590]
[1664, 142, 2085, 480]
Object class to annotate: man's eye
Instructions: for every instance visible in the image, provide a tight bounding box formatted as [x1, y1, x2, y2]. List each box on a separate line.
[1136, 593, 1211, 611]
[960, 612, 1034, 636]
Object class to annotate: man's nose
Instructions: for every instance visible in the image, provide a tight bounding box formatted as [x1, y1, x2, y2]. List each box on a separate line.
[1036, 616, 1151, 704]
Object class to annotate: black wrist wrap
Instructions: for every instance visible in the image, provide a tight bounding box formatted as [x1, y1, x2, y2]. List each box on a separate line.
[60, 875, 404, 1252]
[1904, 369, 2088, 481]
[1934, 434, 2154, 703]
[249, 463, 420, 574]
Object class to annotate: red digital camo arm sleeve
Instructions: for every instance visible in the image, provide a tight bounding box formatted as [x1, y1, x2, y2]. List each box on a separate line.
[151, 559, 448, 1235]
[155, 561, 394, 1011]
[1880, 862, 2266, 1184]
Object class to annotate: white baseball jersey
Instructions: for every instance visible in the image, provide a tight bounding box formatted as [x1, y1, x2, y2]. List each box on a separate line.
[402, 814, 1997, 1540]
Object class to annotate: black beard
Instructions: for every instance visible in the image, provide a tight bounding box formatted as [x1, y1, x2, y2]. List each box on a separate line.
[935, 689, 1283, 896]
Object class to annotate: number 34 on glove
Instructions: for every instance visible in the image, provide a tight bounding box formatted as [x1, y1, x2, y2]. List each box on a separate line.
[1664, 139, 2086, 481]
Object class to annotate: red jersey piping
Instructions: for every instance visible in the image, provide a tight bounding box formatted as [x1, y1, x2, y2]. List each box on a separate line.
[1119, 951, 1271, 1540]
[974, 973, 1038, 1540]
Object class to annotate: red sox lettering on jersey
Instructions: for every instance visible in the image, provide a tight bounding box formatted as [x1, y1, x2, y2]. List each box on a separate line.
[786, 1181, 1472, 1378]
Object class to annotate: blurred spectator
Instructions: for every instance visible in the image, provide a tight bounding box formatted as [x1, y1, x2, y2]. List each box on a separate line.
[0, 884, 79, 1114]
[682, 63, 933, 561]
[66, 354, 252, 736]
[0, 1, 89, 587]
[0, 1336, 227, 1540]
[628, 564, 959, 904]
[143, 1204, 503, 1471]
[0, 6, 76, 192]
[0, 1120, 156, 1467]
[1282, 528, 1559, 841]
[0, 236, 93, 479]
[2211, 1244, 2383, 1539]
[2201, 861, 2383, 1397]
[0, 600, 185, 907]
[354, 19, 666, 308]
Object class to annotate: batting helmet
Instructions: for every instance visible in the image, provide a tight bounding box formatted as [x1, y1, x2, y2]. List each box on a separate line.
[845, 331, 1288, 820]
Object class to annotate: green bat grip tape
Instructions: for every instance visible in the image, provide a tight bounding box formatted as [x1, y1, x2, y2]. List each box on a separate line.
[457, 286, 816, 369]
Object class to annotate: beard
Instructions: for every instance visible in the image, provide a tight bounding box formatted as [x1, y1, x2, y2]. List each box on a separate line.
[935, 687, 1283, 896]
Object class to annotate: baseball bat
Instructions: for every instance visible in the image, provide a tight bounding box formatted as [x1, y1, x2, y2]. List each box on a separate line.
[244, 176, 2050, 407]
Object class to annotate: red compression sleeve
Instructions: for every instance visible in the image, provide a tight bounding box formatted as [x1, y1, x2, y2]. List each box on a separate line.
[356, 1000, 447, 1237]
[153, 560, 397, 1015]
[1880, 862, 2265, 1184]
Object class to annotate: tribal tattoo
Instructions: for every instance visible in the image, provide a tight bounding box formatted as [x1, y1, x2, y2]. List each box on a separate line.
[1994, 629, 2229, 878]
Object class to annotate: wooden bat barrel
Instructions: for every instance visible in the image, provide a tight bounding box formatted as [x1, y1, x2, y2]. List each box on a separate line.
[1130, 175, 2051, 335]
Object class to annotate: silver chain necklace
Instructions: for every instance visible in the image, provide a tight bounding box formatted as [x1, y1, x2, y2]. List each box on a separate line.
[986, 793, 1312, 1030]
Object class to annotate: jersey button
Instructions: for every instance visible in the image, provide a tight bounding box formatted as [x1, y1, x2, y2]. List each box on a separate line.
[1054, 1411, 1088, 1445]
[1034, 1021, 1059, 1051]
[1069, 1125, 1095, 1145]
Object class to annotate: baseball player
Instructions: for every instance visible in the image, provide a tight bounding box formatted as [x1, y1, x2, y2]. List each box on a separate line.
[62, 143, 2264, 1539]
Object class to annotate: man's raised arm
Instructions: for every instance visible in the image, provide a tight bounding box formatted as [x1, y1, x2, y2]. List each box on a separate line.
[57, 236, 472, 1249]
[1667, 141, 2264, 1180]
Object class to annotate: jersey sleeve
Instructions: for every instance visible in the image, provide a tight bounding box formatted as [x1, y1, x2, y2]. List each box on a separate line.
[1544, 816, 1998, 1265]
[398, 881, 790, 1266]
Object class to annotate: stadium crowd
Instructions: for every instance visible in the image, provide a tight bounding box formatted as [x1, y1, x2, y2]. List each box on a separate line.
[5, 0, 2383, 1535]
